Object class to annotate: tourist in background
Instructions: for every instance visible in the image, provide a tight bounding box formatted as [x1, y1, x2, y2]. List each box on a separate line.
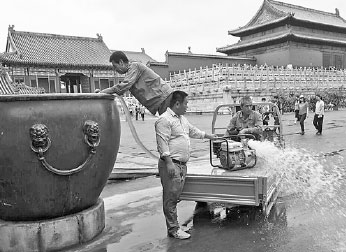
[135, 105, 140, 120]
[298, 95, 309, 135]
[129, 104, 134, 117]
[294, 95, 299, 124]
[155, 91, 217, 240]
[313, 94, 324, 135]
[259, 97, 270, 125]
[272, 95, 282, 115]
[271, 95, 282, 132]
[140, 105, 145, 121]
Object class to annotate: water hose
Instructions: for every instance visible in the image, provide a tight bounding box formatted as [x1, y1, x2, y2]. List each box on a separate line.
[115, 94, 159, 160]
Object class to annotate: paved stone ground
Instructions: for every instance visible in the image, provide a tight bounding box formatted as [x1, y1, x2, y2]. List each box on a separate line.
[65, 108, 346, 252]
[114, 108, 346, 171]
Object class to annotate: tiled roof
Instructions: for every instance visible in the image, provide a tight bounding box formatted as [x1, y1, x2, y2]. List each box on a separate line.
[110, 50, 157, 64]
[217, 29, 346, 53]
[230, 0, 346, 35]
[0, 67, 44, 94]
[147, 61, 168, 67]
[270, 0, 346, 27]
[0, 27, 113, 69]
[0, 67, 15, 94]
[166, 51, 255, 61]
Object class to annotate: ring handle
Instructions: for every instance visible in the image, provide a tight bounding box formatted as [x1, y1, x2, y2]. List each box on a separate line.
[29, 120, 100, 175]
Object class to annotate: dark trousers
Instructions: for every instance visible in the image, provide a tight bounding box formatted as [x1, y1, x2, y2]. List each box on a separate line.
[294, 110, 299, 119]
[313, 114, 324, 133]
[158, 159, 187, 234]
[298, 113, 307, 132]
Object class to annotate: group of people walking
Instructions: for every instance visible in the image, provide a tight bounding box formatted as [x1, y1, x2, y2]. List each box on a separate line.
[294, 94, 325, 135]
[127, 104, 146, 121]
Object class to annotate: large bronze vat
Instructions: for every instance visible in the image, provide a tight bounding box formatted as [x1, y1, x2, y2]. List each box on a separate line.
[0, 93, 120, 221]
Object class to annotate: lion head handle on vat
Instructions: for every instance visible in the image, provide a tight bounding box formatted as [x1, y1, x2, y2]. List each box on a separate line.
[29, 120, 101, 176]
[83, 120, 100, 153]
[29, 121, 100, 155]
[30, 124, 51, 153]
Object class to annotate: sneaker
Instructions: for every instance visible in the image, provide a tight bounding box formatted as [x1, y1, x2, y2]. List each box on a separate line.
[180, 225, 192, 233]
[316, 132, 321, 135]
[169, 229, 191, 239]
[300, 131, 305, 135]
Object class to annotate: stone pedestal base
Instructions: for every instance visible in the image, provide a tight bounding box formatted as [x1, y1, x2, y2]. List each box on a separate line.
[0, 198, 105, 252]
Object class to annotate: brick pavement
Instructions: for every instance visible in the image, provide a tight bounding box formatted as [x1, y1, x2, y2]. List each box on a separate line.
[113, 109, 346, 171]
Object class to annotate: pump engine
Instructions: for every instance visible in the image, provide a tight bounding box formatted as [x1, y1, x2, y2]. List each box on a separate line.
[216, 139, 257, 171]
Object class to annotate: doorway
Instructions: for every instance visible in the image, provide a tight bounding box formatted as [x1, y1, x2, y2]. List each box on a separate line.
[60, 73, 84, 93]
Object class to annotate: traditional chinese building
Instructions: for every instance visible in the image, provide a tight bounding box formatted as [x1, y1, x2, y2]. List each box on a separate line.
[0, 25, 116, 93]
[217, 0, 346, 69]
[148, 48, 256, 80]
[114, 48, 156, 65]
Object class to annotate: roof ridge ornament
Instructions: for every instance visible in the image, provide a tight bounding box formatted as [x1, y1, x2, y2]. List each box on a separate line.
[8, 25, 15, 31]
[96, 33, 103, 41]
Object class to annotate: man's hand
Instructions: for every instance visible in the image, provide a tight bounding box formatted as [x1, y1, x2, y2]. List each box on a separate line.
[239, 128, 251, 134]
[318, 115, 322, 118]
[205, 133, 218, 140]
[166, 162, 176, 178]
[162, 156, 176, 178]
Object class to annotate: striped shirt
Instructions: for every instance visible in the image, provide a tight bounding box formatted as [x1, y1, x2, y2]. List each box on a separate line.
[107, 62, 173, 115]
[155, 108, 205, 163]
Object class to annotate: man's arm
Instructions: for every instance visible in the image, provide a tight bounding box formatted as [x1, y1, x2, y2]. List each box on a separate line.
[306, 102, 309, 118]
[186, 119, 217, 140]
[100, 64, 141, 95]
[225, 115, 238, 136]
[155, 118, 176, 178]
[239, 112, 263, 135]
[320, 102, 324, 117]
[317, 101, 324, 117]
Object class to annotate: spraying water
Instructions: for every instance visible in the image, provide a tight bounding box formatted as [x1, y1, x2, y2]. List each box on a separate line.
[248, 140, 345, 209]
[248, 140, 346, 251]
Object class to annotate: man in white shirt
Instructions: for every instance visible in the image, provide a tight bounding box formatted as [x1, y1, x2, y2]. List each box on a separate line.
[313, 94, 325, 135]
[155, 90, 217, 239]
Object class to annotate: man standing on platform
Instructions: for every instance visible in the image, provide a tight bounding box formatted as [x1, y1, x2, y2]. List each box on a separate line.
[155, 90, 217, 240]
[100, 51, 173, 115]
[313, 94, 325, 135]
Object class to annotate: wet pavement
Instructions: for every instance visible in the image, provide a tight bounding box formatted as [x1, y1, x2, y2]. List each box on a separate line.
[66, 109, 346, 252]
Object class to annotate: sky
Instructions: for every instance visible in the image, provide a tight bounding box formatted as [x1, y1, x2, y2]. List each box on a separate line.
[0, 0, 345, 62]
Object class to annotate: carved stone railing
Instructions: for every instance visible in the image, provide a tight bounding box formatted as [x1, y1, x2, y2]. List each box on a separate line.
[168, 64, 346, 112]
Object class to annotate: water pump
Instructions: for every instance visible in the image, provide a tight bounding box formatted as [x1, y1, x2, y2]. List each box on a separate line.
[211, 138, 257, 171]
